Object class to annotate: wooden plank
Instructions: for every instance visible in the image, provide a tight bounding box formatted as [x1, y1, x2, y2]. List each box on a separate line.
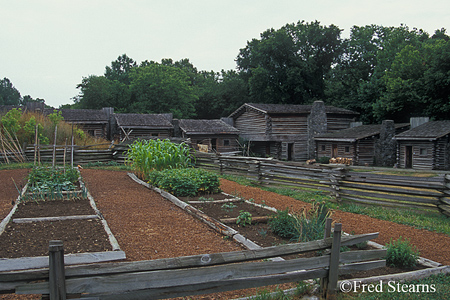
[13, 215, 99, 224]
[340, 195, 439, 211]
[339, 181, 443, 198]
[17, 257, 332, 295]
[0, 251, 126, 272]
[0, 233, 379, 282]
[339, 188, 439, 205]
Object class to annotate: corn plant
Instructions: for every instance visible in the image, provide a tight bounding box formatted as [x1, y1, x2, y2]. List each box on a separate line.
[126, 139, 193, 178]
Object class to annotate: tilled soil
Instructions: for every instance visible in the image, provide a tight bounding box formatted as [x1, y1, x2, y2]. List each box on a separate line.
[1, 168, 450, 300]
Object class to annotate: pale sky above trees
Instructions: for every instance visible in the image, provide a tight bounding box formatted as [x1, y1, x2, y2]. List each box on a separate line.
[1, 0, 448, 108]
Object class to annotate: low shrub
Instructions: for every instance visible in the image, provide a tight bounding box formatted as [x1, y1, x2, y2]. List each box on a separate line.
[386, 237, 420, 269]
[269, 209, 298, 239]
[147, 168, 220, 197]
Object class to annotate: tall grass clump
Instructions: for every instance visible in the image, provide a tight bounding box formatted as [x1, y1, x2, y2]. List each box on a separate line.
[269, 200, 332, 242]
[126, 139, 193, 178]
[0, 108, 106, 148]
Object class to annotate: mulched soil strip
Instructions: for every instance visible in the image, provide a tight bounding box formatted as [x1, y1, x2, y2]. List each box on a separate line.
[12, 199, 96, 218]
[0, 219, 112, 258]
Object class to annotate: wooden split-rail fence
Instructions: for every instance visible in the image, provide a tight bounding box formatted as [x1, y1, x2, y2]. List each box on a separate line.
[0, 221, 385, 300]
[195, 153, 450, 217]
[2, 145, 450, 216]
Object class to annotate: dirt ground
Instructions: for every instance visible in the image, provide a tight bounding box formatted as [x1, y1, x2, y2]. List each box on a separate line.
[1, 168, 450, 299]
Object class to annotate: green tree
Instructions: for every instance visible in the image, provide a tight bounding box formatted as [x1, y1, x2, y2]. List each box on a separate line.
[74, 75, 130, 110]
[129, 63, 197, 118]
[0, 77, 21, 105]
[105, 54, 137, 85]
[326, 25, 430, 123]
[374, 33, 450, 121]
[237, 21, 343, 104]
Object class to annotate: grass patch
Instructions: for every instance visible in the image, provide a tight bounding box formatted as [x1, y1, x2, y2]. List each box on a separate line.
[0, 162, 34, 170]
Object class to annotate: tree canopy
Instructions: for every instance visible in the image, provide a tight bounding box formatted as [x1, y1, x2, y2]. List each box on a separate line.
[3, 22, 448, 124]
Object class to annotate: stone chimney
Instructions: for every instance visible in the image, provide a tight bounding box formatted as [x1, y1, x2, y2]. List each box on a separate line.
[375, 120, 396, 167]
[307, 101, 327, 160]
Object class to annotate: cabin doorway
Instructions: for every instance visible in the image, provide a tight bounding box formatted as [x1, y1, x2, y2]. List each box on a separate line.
[332, 144, 338, 158]
[287, 143, 294, 161]
[405, 146, 413, 168]
[211, 138, 217, 152]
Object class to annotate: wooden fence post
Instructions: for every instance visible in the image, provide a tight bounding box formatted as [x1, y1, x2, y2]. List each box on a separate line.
[49, 240, 66, 300]
[438, 174, 450, 217]
[328, 168, 347, 202]
[326, 223, 342, 300]
[320, 218, 333, 298]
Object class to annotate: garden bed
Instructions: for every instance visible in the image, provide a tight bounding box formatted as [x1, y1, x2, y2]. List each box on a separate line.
[0, 171, 125, 271]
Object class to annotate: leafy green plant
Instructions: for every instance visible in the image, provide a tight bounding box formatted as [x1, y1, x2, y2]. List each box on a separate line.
[147, 168, 220, 197]
[269, 209, 298, 239]
[221, 202, 237, 212]
[126, 139, 193, 178]
[317, 156, 330, 164]
[236, 211, 252, 227]
[386, 237, 420, 269]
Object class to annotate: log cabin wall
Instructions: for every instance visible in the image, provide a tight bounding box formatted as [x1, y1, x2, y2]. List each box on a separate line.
[356, 138, 376, 166]
[234, 109, 266, 136]
[78, 124, 107, 139]
[398, 141, 435, 170]
[271, 114, 308, 135]
[118, 128, 171, 141]
[316, 141, 357, 163]
[327, 115, 357, 132]
[187, 135, 240, 153]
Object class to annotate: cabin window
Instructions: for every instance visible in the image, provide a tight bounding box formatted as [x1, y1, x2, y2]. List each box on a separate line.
[88, 130, 95, 136]
[152, 133, 159, 137]
[321, 145, 326, 151]
[420, 148, 427, 155]
[223, 139, 230, 146]
[345, 146, 350, 153]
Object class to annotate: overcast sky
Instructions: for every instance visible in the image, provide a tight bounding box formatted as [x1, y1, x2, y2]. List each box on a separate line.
[1, 0, 449, 108]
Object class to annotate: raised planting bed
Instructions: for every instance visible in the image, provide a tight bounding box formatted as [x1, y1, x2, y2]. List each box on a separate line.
[0, 171, 125, 272]
[127, 172, 446, 285]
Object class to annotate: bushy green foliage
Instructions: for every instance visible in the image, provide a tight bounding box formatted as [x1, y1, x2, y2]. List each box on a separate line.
[269, 209, 298, 239]
[28, 166, 79, 190]
[126, 139, 193, 178]
[386, 237, 420, 269]
[269, 201, 332, 242]
[148, 168, 220, 197]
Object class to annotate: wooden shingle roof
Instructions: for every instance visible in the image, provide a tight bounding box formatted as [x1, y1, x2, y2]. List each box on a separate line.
[114, 113, 173, 129]
[179, 119, 239, 135]
[228, 103, 359, 118]
[395, 121, 450, 140]
[315, 123, 409, 142]
[58, 109, 108, 123]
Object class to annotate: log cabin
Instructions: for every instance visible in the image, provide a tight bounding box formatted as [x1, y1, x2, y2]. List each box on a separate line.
[57, 108, 110, 139]
[394, 120, 450, 170]
[177, 119, 240, 154]
[114, 113, 173, 141]
[315, 121, 410, 166]
[228, 101, 358, 161]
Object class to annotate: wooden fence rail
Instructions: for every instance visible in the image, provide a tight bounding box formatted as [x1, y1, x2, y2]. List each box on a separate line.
[2, 146, 450, 216]
[195, 153, 450, 216]
[0, 222, 384, 300]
